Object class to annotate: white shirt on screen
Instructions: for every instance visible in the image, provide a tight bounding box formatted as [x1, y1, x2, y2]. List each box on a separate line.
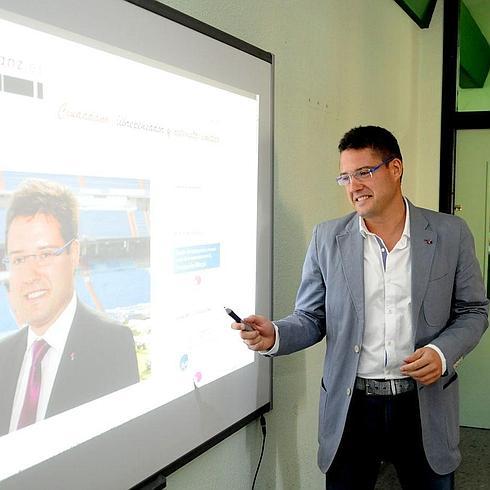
[264, 198, 446, 377]
[9, 293, 77, 432]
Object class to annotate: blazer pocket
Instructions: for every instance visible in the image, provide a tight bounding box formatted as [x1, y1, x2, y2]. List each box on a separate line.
[442, 375, 460, 449]
[443, 372, 458, 390]
[423, 276, 453, 327]
[318, 378, 328, 441]
[429, 271, 449, 282]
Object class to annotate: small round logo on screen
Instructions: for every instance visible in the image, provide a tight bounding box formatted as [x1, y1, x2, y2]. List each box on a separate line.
[179, 354, 189, 370]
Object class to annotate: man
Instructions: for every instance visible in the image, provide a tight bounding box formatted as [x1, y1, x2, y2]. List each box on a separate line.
[0, 180, 139, 436]
[232, 126, 488, 489]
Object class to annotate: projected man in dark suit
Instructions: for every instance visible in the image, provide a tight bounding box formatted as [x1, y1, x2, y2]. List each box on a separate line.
[0, 180, 139, 436]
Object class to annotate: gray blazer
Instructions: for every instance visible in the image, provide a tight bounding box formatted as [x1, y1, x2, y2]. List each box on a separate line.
[274, 200, 488, 474]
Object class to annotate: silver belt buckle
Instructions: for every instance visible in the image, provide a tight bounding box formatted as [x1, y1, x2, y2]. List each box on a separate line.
[390, 379, 397, 395]
[365, 379, 375, 395]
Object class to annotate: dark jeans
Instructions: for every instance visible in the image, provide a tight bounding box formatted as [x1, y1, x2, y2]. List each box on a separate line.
[325, 388, 454, 490]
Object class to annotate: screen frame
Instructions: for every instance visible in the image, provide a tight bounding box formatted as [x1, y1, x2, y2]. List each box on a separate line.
[125, 0, 273, 64]
[0, 0, 274, 487]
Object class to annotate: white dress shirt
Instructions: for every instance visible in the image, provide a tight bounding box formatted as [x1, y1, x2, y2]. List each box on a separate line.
[265, 199, 446, 377]
[357, 204, 413, 378]
[9, 294, 77, 432]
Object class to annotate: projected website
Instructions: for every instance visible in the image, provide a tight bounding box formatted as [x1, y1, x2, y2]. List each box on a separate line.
[0, 15, 258, 479]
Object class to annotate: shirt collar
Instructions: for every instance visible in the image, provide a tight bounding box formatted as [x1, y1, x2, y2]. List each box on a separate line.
[358, 197, 411, 244]
[27, 293, 78, 353]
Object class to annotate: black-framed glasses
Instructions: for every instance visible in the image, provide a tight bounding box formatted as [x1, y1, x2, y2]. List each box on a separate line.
[2, 237, 77, 269]
[336, 156, 395, 186]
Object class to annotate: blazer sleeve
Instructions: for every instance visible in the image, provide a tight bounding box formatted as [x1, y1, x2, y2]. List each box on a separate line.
[429, 219, 488, 375]
[274, 225, 327, 355]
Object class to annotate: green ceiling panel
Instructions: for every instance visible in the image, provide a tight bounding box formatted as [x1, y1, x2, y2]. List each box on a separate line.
[393, 0, 437, 28]
[459, 2, 490, 89]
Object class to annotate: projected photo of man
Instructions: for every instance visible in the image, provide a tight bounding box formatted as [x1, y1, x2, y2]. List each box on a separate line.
[0, 180, 140, 435]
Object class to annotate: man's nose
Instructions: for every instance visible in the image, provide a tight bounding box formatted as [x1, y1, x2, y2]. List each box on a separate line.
[347, 176, 364, 191]
[21, 258, 43, 281]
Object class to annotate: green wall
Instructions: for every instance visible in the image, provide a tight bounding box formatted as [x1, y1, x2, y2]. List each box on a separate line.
[458, 0, 490, 110]
[155, 0, 443, 488]
[455, 130, 490, 428]
[459, 2, 490, 89]
[458, 73, 490, 111]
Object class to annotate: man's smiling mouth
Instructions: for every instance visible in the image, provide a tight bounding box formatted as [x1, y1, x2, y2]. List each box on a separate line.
[25, 290, 48, 300]
[354, 195, 372, 202]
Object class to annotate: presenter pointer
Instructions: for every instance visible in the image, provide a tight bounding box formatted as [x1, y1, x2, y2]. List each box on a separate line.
[224, 307, 254, 331]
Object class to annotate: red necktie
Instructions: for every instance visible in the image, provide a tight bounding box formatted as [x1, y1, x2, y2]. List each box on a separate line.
[17, 339, 50, 430]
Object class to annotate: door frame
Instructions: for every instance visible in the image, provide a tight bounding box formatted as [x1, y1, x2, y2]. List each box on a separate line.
[440, 0, 490, 214]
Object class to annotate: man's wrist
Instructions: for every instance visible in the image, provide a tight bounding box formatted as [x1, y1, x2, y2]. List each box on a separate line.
[426, 343, 447, 375]
[259, 322, 279, 356]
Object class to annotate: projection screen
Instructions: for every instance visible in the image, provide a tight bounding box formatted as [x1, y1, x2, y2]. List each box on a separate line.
[0, 0, 273, 488]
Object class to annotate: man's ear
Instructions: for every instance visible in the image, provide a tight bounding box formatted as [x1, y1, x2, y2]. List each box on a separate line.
[391, 158, 403, 180]
[70, 239, 81, 270]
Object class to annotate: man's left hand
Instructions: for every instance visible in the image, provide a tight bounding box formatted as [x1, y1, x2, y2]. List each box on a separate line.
[400, 347, 443, 385]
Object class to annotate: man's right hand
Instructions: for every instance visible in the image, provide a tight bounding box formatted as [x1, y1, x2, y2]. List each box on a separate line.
[230, 314, 276, 352]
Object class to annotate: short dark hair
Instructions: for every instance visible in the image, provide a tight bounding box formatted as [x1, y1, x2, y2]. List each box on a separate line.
[338, 126, 403, 161]
[5, 180, 79, 250]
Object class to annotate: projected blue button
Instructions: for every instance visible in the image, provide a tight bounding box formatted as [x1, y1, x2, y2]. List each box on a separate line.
[174, 243, 220, 273]
[179, 354, 189, 370]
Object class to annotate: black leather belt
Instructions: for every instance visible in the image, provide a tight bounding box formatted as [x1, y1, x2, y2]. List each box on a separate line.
[355, 377, 416, 396]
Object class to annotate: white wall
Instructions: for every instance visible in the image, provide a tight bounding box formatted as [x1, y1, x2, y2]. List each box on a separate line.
[155, 1, 444, 488]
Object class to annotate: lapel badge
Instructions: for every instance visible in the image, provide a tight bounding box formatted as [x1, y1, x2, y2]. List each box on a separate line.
[424, 239, 433, 245]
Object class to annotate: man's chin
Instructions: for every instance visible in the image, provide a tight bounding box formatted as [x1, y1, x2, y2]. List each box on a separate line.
[353, 199, 373, 217]
[24, 314, 53, 334]
[354, 205, 369, 218]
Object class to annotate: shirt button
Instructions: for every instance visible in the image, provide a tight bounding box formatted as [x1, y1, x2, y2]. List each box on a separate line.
[354, 345, 360, 353]
[346, 388, 351, 396]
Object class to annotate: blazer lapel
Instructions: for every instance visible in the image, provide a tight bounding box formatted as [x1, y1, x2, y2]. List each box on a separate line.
[337, 216, 364, 321]
[409, 202, 436, 334]
[335, 203, 435, 334]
